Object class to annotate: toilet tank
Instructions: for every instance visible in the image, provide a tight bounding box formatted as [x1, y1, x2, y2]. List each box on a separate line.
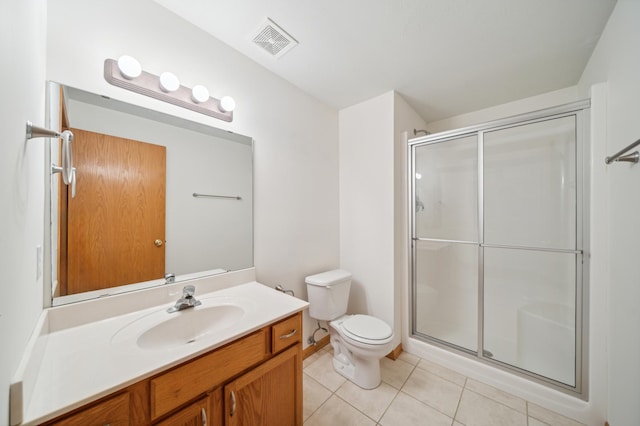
[305, 269, 352, 321]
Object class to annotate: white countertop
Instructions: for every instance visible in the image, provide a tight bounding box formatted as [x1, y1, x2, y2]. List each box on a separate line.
[11, 277, 308, 425]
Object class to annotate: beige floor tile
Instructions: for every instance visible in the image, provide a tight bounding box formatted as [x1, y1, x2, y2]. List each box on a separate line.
[302, 346, 584, 426]
[397, 351, 420, 365]
[304, 351, 347, 392]
[303, 373, 332, 421]
[380, 357, 415, 389]
[528, 403, 585, 426]
[416, 358, 467, 386]
[401, 367, 463, 417]
[379, 392, 453, 426]
[335, 380, 398, 422]
[303, 351, 322, 369]
[304, 395, 376, 426]
[464, 379, 526, 413]
[529, 417, 551, 426]
[455, 389, 526, 426]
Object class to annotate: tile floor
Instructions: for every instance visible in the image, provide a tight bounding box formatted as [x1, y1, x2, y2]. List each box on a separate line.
[303, 346, 585, 426]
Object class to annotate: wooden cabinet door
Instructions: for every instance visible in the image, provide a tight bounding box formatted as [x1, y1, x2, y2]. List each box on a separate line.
[154, 395, 209, 426]
[225, 345, 302, 426]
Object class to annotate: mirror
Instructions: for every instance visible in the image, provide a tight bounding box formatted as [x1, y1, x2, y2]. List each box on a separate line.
[47, 82, 253, 305]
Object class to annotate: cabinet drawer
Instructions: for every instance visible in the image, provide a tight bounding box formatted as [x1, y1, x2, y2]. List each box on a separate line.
[49, 392, 129, 426]
[272, 313, 301, 353]
[153, 395, 209, 426]
[150, 328, 267, 420]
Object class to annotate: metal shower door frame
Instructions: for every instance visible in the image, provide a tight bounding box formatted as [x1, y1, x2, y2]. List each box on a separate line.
[407, 99, 590, 398]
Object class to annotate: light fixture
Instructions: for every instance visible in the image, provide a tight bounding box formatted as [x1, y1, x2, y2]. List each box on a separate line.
[219, 96, 236, 113]
[103, 58, 235, 122]
[117, 55, 142, 79]
[159, 71, 180, 92]
[191, 85, 209, 103]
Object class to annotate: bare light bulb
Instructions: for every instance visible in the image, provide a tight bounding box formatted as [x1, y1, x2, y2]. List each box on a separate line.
[117, 55, 142, 79]
[159, 72, 180, 92]
[219, 96, 236, 113]
[191, 85, 210, 103]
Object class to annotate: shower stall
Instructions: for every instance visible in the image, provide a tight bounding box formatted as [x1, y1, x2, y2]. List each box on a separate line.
[408, 101, 589, 396]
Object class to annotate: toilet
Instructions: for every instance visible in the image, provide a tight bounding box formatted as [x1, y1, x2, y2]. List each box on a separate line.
[305, 269, 394, 389]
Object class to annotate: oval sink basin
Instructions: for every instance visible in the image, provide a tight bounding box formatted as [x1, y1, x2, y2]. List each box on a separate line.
[138, 305, 244, 350]
[112, 297, 249, 351]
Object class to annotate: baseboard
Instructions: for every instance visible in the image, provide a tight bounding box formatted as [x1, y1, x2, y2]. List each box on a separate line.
[302, 335, 330, 359]
[386, 343, 403, 360]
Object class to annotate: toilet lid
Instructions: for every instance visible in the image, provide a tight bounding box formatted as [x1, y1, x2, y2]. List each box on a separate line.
[342, 315, 392, 342]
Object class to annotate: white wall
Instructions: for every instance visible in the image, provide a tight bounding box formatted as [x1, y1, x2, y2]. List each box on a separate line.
[339, 92, 394, 324]
[338, 91, 426, 345]
[578, 1, 640, 424]
[0, 0, 47, 424]
[339, 92, 395, 330]
[46, 0, 339, 349]
[393, 94, 427, 342]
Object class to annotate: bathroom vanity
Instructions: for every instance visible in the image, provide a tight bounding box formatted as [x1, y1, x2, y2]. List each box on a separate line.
[10, 271, 308, 426]
[45, 313, 301, 425]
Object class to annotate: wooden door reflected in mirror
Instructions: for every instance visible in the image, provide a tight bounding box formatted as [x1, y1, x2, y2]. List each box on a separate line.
[59, 128, 166, 296]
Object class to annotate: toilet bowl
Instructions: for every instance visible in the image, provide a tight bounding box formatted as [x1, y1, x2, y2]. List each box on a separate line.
[305, 270, 395, 389]
[329, 314, 394, 389]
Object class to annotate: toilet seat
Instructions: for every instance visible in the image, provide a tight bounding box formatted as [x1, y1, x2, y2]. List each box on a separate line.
[339, 314, 393, 345]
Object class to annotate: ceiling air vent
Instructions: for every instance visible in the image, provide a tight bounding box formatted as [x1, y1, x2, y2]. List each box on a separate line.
[251, 18, 298, 58]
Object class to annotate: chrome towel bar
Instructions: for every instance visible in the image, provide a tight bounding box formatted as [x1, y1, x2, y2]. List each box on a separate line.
[192, 192, 242, 200]
[26, 121, 77, 197]
[605, 138, 640, 164]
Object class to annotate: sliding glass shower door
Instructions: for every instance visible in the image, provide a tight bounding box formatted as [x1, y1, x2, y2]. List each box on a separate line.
[413, 134, 479, 352]
[410, 103, 588, 394]
[483, 116, 580, 387]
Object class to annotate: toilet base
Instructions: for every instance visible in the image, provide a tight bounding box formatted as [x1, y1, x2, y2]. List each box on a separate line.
[332, 353, 382, 389]
[330, 334, 383, 389]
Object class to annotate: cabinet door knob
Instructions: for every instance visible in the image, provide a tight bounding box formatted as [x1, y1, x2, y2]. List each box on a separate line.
[154, 239, 163, 247]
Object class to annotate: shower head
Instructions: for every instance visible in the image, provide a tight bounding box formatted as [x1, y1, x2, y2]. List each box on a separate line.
[414, 129, 431, 136]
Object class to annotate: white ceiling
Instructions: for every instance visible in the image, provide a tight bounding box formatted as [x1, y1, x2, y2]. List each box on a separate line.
[153, 0, 616, 122]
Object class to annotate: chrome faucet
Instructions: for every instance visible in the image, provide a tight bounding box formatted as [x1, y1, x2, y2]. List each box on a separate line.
[167, 285, 202, 313]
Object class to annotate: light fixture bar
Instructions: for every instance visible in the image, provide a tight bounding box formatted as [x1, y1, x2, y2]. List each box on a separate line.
[103, 59, 234, 122]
